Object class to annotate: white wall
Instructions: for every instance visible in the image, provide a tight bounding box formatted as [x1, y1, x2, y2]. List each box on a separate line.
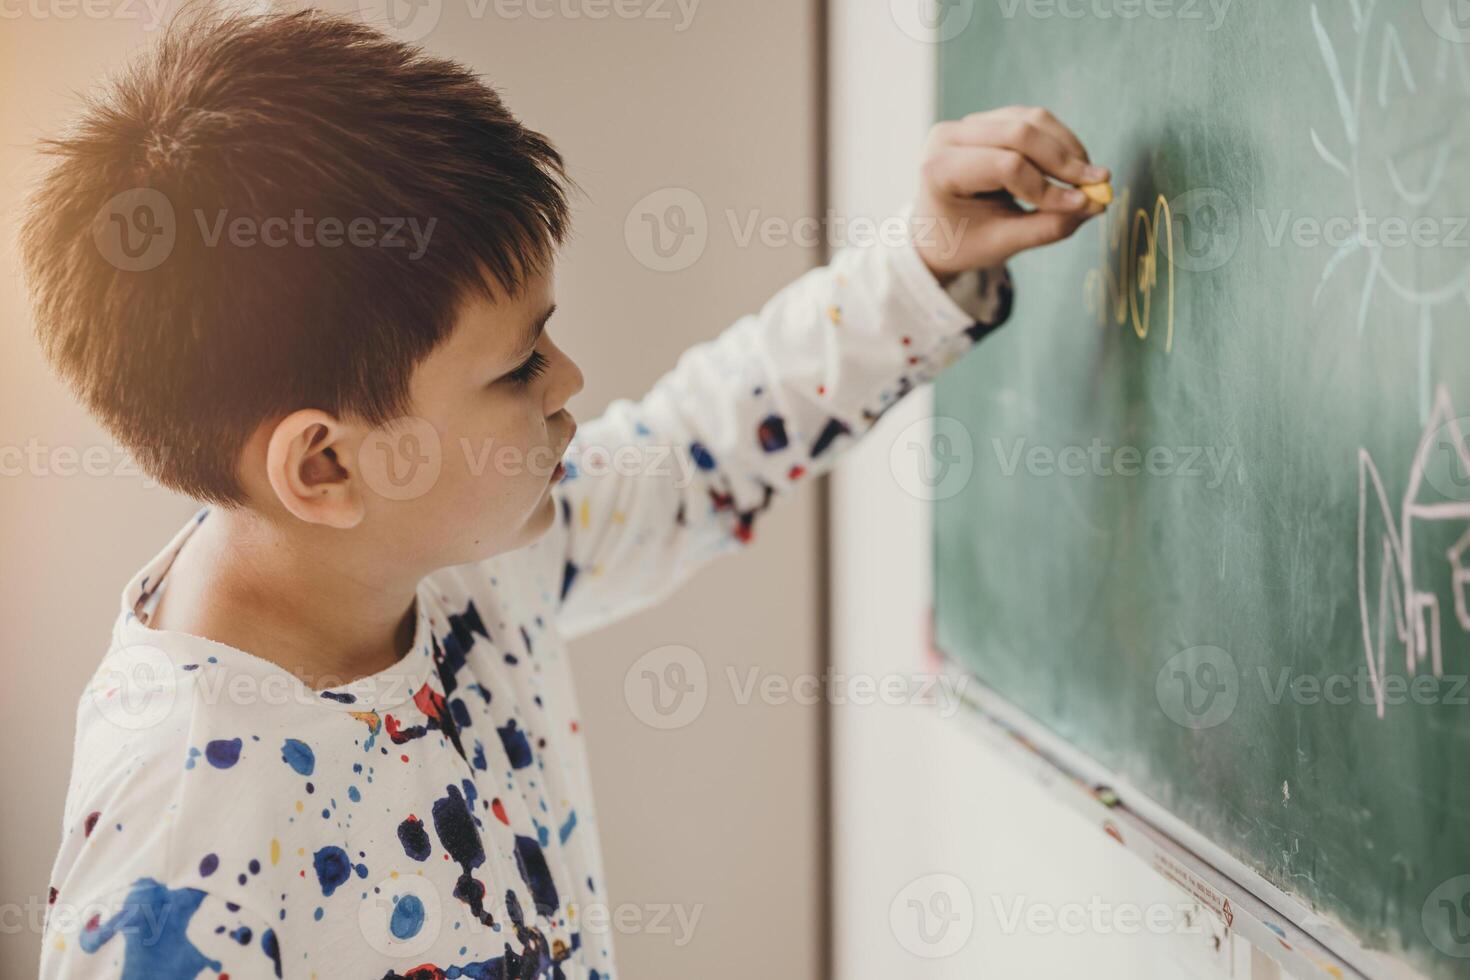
[0, 4, 824, 977]
[826, 4, 1277, 978]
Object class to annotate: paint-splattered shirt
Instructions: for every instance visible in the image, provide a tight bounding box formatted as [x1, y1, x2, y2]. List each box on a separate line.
[40, 234, 1011, 980]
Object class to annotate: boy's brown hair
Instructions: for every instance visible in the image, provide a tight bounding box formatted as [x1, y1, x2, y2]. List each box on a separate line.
[20, 5, 572, 504]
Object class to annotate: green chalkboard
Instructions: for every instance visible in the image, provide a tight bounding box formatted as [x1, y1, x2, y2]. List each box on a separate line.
[932, 2, 1470, 977]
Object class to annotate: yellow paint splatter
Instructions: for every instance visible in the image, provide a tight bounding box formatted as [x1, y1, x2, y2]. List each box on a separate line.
[579, 499, 590, 529]
[295, 800, 304, 814]
[827, 305, 842, 325]
[270, 838, 281, 866]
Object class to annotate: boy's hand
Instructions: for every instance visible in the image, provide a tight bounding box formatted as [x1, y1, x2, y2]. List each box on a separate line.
[912, 106, 1109, 283]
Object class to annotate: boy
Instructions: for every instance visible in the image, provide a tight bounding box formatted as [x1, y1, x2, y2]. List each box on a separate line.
[22, 7, 1106, 978]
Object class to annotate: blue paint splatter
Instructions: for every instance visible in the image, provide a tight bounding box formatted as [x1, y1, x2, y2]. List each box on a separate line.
[397, 816, 431, 862]
[261, 927, 282, 978]
[497, 720, 533, 770]
[312, 846, 352, 897]
[205, 738, 242, 769]
[78, 878, 221, 980]
[281, 739, 315, 776]
[390, 894, 426, 940]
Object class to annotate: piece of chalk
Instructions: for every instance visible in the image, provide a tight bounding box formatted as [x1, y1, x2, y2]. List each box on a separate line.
[1080, 181, 1113, 206]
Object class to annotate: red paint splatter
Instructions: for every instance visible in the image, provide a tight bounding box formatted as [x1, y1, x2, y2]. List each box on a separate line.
[412, 683, 446, 722]
[491, 799, 509, 826]
[816, 385, 826, 396]
[400, 754, 410, 763]
[84, 812, 101, 837]
[901, 335, 912, 346]
[788, 465, 805, 480]
[569, 721, 580, 734]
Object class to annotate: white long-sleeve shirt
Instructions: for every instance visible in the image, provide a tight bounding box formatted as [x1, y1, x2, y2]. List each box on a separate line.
[40, 231, 1011, 980]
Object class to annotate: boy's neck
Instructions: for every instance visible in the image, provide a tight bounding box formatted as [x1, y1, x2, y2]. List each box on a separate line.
[150, 508, 422, 687]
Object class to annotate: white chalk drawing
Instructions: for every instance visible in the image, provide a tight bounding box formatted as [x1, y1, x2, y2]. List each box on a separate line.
[1310, 0, 1470, 420]
[1357, 385, 1470, 718]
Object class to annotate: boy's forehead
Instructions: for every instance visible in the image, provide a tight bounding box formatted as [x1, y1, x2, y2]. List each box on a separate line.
[452, 266, 556, 358]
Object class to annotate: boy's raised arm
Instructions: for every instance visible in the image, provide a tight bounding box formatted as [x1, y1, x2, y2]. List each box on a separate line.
[533, 106, 1106, 638]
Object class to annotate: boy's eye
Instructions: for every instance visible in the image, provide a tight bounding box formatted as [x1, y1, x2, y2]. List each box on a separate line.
[505, 350, 549, 386]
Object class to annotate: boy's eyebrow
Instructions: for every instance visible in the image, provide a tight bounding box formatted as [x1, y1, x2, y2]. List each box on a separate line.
[518, 304, 556, 355]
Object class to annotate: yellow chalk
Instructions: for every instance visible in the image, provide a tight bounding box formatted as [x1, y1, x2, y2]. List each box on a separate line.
[1081, 181, 1113, 206]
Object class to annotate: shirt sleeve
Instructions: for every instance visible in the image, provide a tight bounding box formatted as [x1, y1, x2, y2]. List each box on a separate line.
[540, 225, 1013, 638]
[41, 881, 283, 980]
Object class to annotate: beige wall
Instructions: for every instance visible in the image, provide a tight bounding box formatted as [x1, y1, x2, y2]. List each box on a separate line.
[0, 2, 824, 976]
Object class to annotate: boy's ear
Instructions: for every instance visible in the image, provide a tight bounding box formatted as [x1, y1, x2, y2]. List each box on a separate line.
[264, 410, 365, 529]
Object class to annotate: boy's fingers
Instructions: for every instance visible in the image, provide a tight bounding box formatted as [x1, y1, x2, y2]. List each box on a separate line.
[989, 208, 1092, 254]
[926, 146, 1090, 212]
[946, 106, 1107, 186]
